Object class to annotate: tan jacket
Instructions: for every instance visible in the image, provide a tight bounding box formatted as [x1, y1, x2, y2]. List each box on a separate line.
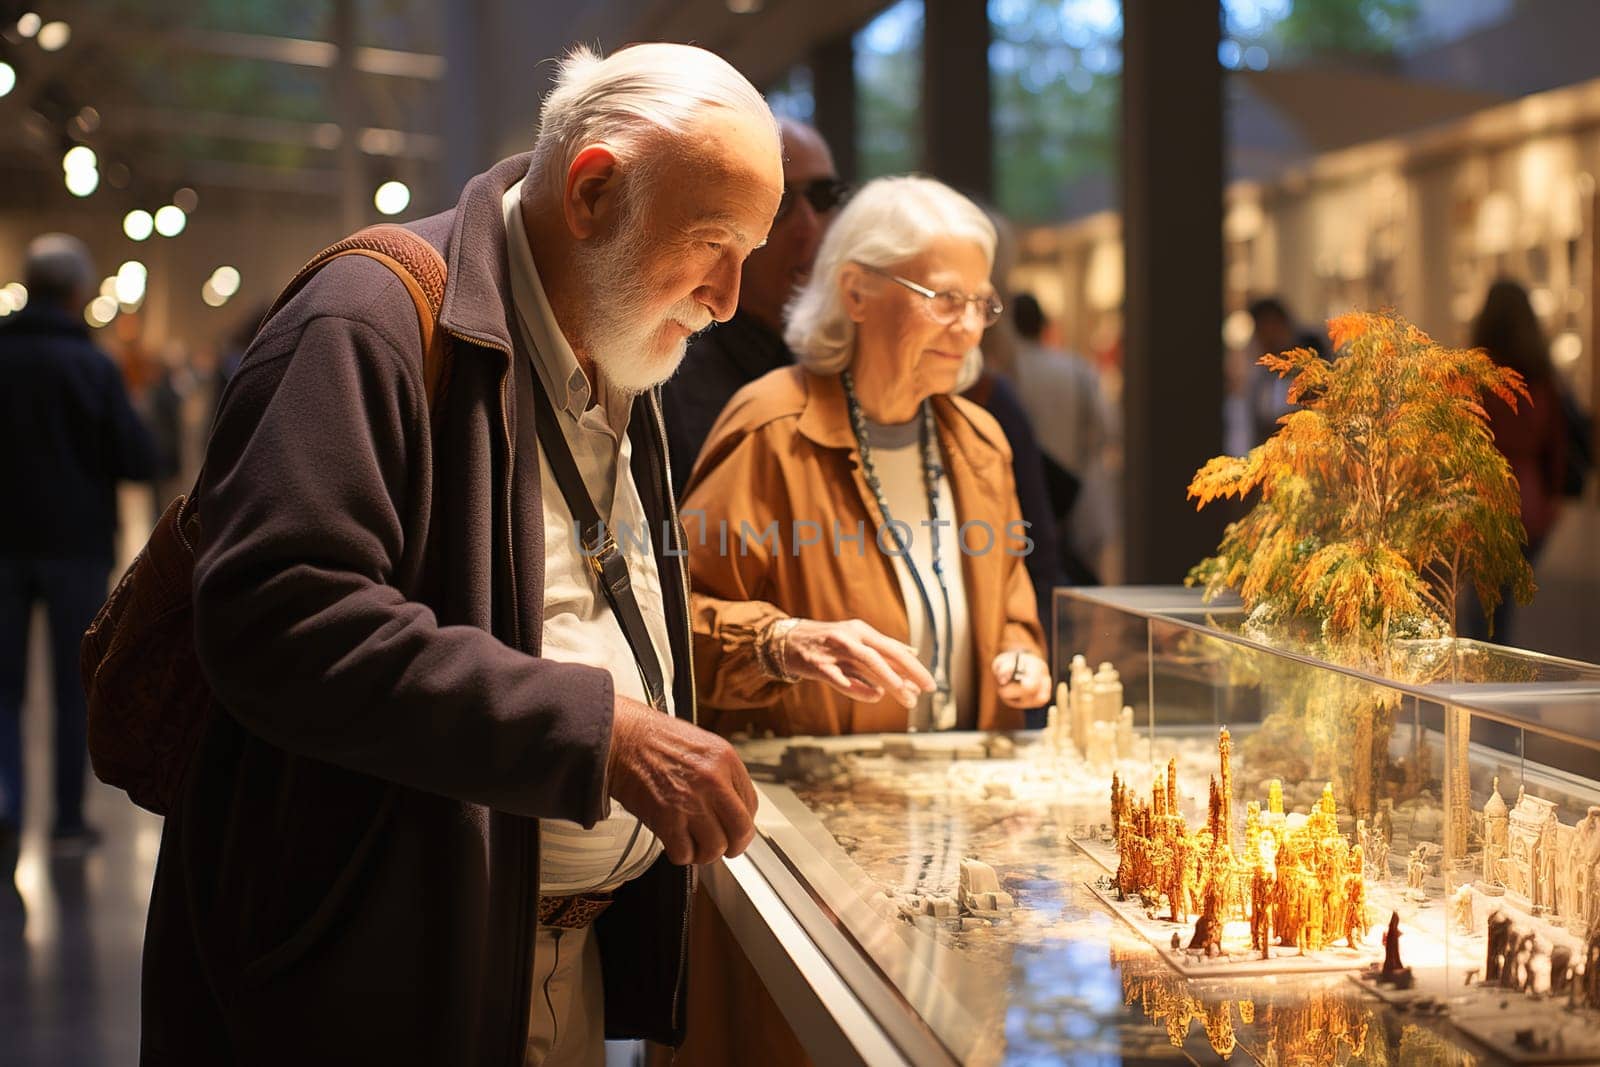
[682, 365, 1046, 737]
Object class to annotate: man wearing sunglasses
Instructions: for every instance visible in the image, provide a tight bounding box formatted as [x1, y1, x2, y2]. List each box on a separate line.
[662, 119, 847, 494]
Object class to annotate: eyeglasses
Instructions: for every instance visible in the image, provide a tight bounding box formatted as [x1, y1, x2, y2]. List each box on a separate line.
[857, 263, 1004, 328]
[774, 177, 851, 222]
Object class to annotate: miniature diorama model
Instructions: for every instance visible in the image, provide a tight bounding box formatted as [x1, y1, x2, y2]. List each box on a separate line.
[1095, 727, 1382, 975]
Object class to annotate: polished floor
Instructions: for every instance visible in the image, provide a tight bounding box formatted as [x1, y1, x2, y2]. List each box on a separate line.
[4, 498, 1598, 1066]
[3, 605, 161, 1066]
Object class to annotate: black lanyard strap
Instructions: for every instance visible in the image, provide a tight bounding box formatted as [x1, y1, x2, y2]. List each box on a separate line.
[530, 375, 669, 713]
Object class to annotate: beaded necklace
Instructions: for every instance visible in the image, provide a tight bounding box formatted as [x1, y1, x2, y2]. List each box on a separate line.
[840, 369, 956, 731]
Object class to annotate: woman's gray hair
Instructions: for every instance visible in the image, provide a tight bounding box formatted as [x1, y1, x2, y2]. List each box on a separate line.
[784, 175, 997, 392]
[529, 43, 778, 209]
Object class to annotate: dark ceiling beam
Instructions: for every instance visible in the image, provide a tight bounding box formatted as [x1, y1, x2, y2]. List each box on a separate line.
[97, 107, 440, 159]
[107, 27, 446, 80]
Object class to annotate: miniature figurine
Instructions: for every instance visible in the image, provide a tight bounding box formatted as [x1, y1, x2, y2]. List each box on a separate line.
[1378, 912, 1413, 989]
[1452, 883, 1474, 934]
[1406, 847, 1426, 891]
[1585, 923, 1600, 1010]
[1500, 928, 1525, 990]
[1485, 910, 1511, 983]
[1551, 944, 1574, 997]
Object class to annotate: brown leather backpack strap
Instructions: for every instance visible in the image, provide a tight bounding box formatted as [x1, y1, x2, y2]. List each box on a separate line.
[262, 223, 452, 409]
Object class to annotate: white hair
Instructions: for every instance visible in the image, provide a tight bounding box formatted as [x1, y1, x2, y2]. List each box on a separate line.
[784, 175, 997, 393]
[529, 43, 779, 208]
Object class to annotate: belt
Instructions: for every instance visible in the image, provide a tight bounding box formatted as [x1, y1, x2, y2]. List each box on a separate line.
[538, 892, 614, 930]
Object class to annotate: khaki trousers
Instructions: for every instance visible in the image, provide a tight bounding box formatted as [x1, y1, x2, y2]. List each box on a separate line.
[525, 924, 605, 1067]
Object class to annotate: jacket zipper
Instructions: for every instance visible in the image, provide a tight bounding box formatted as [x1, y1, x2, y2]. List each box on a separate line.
[443, 325, 531, 1066]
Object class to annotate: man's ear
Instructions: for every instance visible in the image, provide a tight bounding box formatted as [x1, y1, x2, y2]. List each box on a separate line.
[839, 263, 870, 324]
[563, 144, 621, 241]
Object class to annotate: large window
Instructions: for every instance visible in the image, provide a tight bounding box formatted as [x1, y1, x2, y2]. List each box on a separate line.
[990, 0, 1122, 223]
[855, 0, 924, 180]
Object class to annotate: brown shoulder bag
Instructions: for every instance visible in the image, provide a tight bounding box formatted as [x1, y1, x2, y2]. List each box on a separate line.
[80, 224, 450, 815]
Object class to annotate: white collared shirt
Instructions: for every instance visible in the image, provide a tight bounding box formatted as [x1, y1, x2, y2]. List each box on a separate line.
[502, 179, 675, 895]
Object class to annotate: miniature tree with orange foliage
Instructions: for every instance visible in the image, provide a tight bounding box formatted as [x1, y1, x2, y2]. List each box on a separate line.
[1186, 310, 1534, 830]
[1188, 310, 1533, 645]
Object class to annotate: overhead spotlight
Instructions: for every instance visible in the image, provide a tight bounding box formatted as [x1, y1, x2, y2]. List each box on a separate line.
[200, 279, 227, 308]
[153, 204, 186, 237]
[99, 276, 118, 299]
[172, 187, 199, 213]
[86, 294, 118, 327]
[62, 145, 96, 173]
[373, 180, 410, 216]
[123, 209, 153, 241]
[3, 282, 25, 310]
[36, 20, 70, 51]
[64, 166, 98, 196]
[0, 62, 15, 99]
[115, 260, 147, 306]
[209, 265, 240, 298]
[16, 12, 40, 38]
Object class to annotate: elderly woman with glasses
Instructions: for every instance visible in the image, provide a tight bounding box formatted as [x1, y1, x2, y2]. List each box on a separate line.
[680, 175, 1052, 738]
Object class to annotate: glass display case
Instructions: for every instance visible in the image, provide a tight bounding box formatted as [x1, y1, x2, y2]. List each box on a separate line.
[707, 586, 1600, 1066]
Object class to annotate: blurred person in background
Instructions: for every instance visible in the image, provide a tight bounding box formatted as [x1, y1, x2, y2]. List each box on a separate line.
[661, 118, 847, 493]
[1462, 279, 1569, 642]
[1012, 291, 1115, 584]
[1245, 295, 1330, 446]
[960, 355, 1066, 624]
[0, 234, 156, 865]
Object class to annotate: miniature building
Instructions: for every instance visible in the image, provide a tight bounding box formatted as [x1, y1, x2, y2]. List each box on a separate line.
[1482, 778, 1509, 885]
[1110, 727, 1368, 957]
[1505, 790, 1560, 912]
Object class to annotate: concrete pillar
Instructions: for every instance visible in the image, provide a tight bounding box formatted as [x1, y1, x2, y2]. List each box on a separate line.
[330, 0, 366, 233]
[1119, 0, 1227, 583]
[441, 0, 488, 206]
[921, 0, 992, 200]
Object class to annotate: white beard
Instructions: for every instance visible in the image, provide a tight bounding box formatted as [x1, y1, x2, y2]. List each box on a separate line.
[571, 197, 714, 395]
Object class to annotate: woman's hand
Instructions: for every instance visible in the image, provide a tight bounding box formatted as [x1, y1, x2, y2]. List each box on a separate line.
[782, 618, 937, 708]
[991, 650, 1052, 709]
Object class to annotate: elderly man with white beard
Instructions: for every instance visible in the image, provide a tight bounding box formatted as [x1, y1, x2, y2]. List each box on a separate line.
[139, 43, 782, 1067]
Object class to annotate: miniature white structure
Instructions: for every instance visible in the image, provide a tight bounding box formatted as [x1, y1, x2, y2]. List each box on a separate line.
[959, 858, 1016, 913]
[1048, 654, 1136, 771]
[1482, 778, 1508, 884]
[1505, 789, 1559, 912]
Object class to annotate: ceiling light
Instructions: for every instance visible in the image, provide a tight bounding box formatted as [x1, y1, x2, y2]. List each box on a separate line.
[16, 13, 40, 38]
[62, 145, 96, 173]
[64, 167, 97, 196]
[201, 279, 227, 308]
[209, 265, 240, 298]
[373, 180, 410, 216]
[153, 204, 186, 237]
[0, 62, 15, 99]
[86, 295, 117, 327]
[123, 209, 153, 241]
[36, 20, 70, 51]
[172, 187, 198, 213]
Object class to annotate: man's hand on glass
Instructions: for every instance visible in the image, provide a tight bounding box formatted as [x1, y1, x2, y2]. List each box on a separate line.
[605, 696, 759, 865]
